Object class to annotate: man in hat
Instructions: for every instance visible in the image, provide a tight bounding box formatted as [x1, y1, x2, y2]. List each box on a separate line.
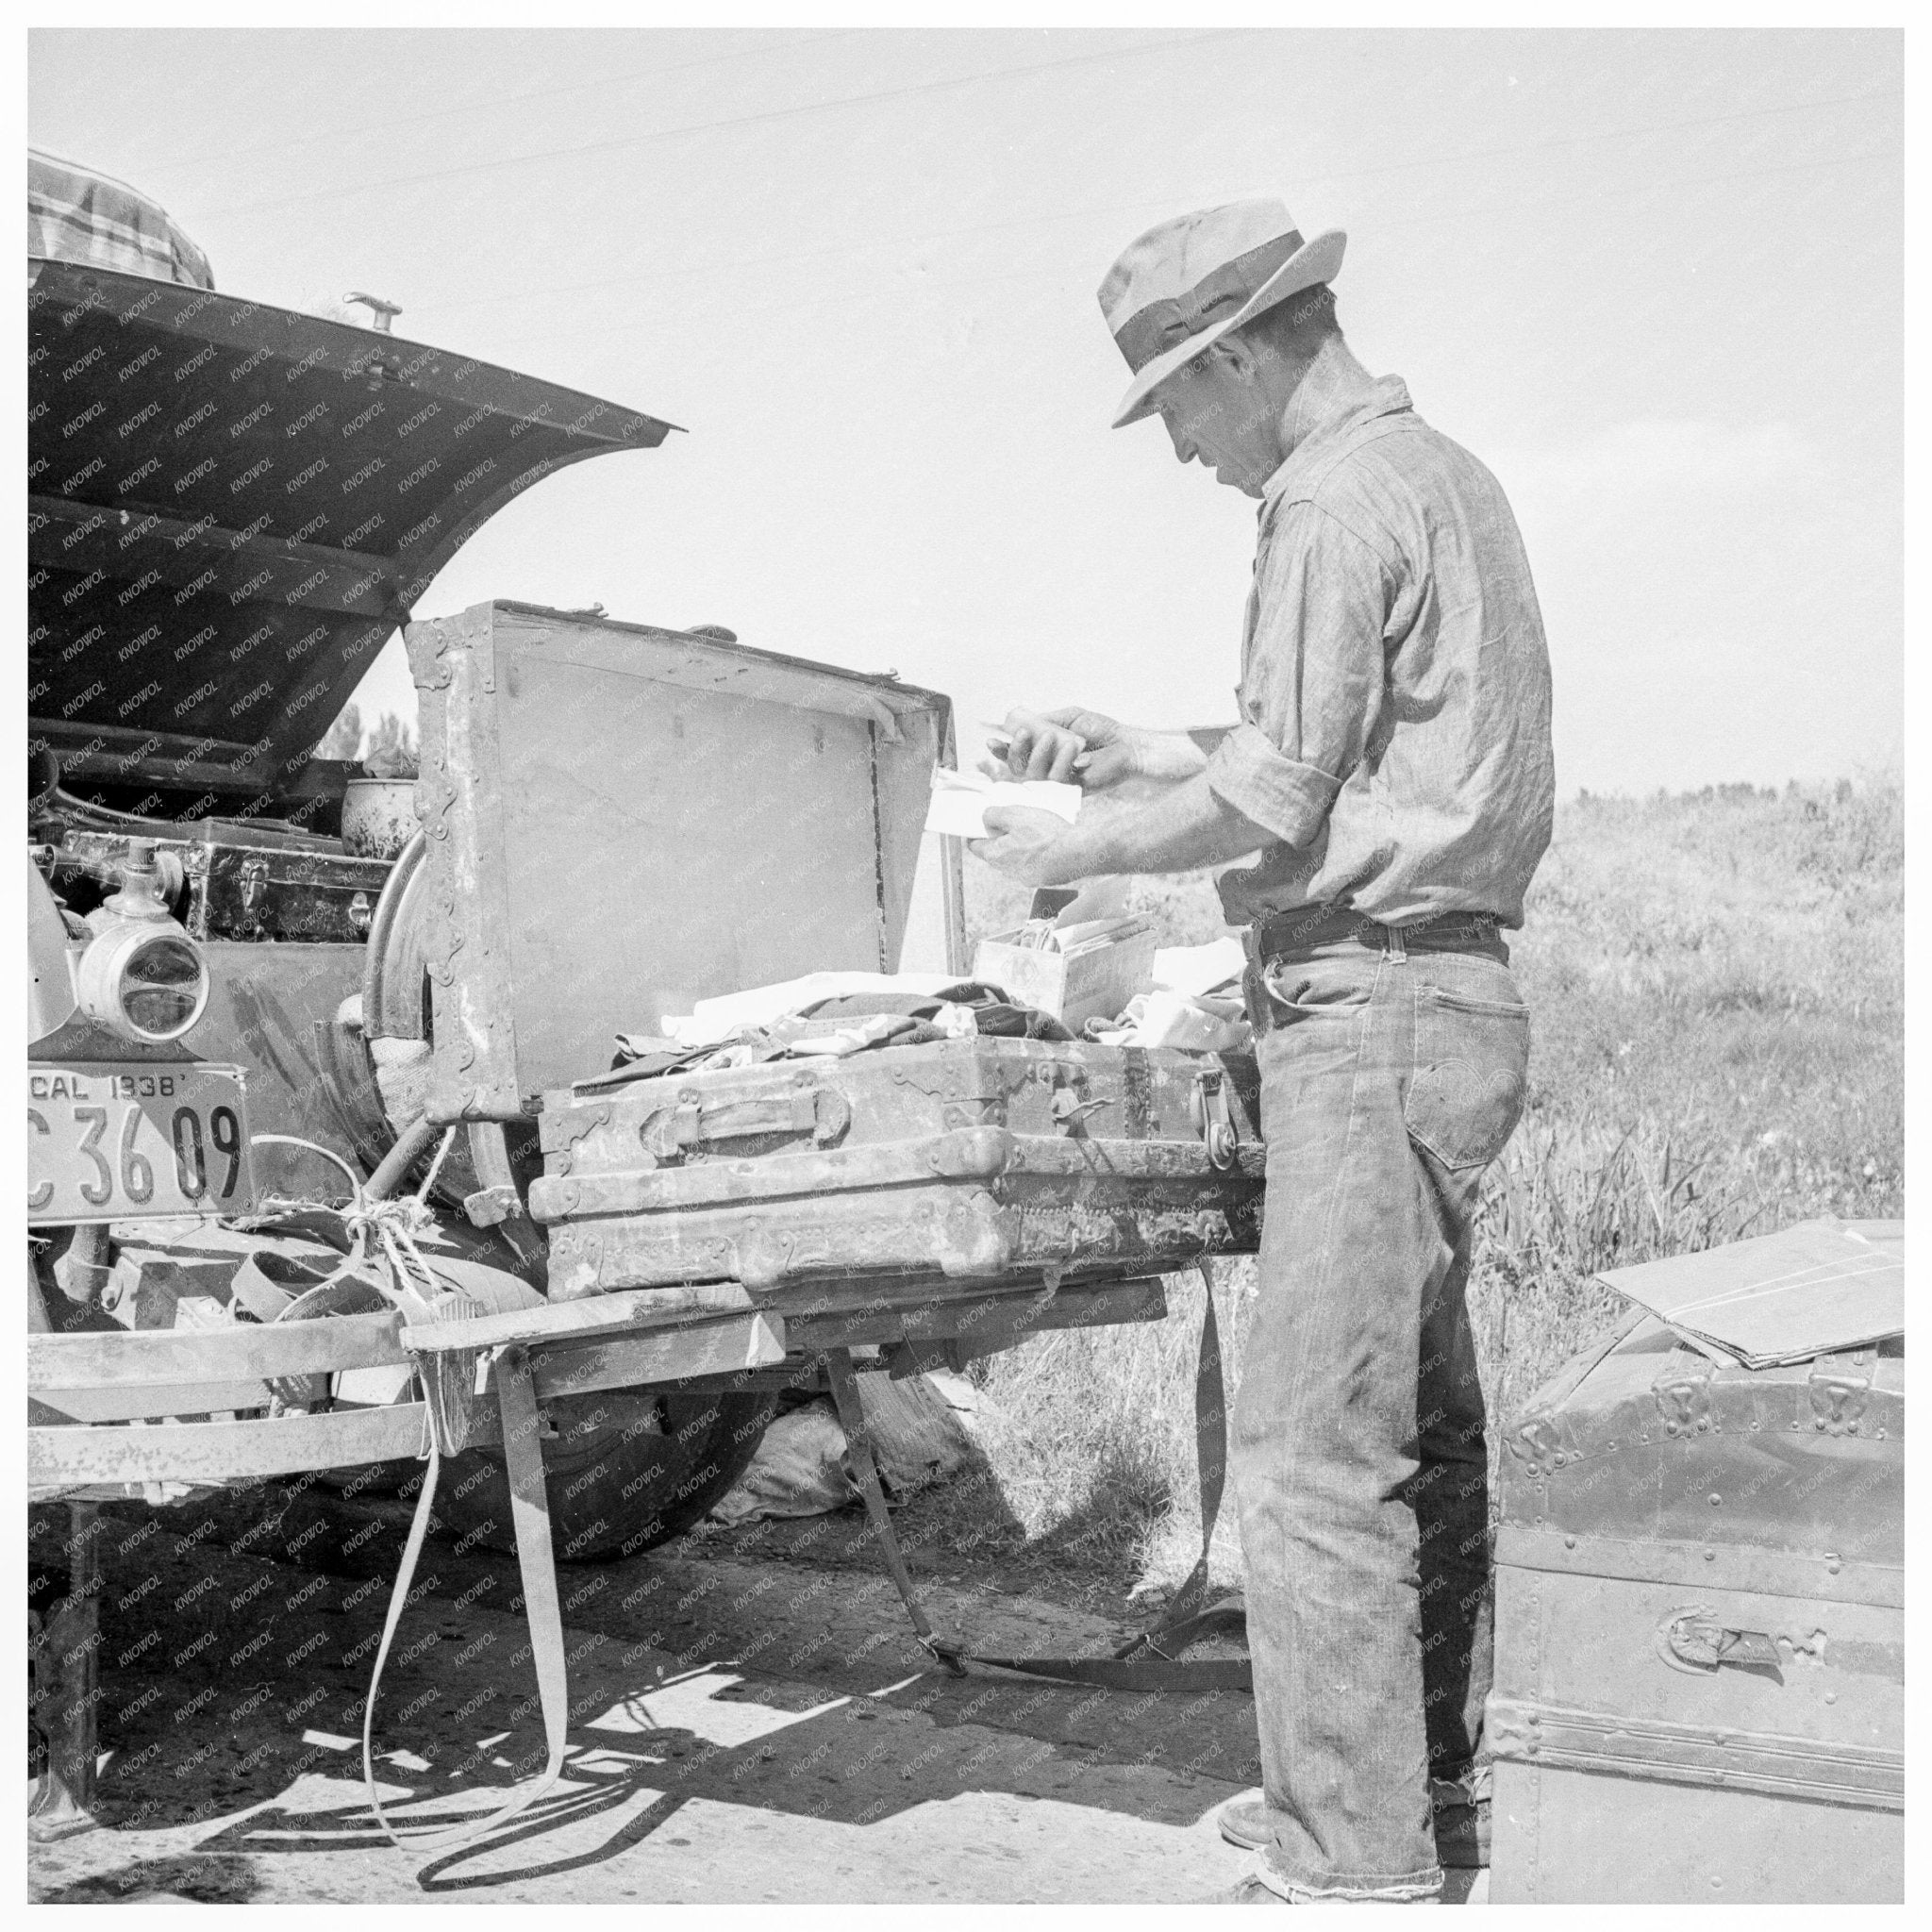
[973, 198, 1555, 1904]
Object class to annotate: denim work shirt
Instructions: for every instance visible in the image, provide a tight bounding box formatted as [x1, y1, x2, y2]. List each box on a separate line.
[1203, 375, 1555, 929]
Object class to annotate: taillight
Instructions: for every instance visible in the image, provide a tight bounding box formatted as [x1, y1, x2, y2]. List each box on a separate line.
[72, 840, 208, 1044]
[75, 924, 209, 1043]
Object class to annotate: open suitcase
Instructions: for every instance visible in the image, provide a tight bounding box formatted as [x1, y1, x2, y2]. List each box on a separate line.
[403, 601, 1266, 1319]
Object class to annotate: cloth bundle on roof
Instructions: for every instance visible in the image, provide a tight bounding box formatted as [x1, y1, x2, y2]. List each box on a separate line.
[28, 147, 214, 289]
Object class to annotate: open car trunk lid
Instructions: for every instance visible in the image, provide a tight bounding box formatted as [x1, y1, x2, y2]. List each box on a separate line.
[28, 259, 676, 799]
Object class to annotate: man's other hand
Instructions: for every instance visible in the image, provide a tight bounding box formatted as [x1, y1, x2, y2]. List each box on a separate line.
[971, 804, 1086, 886]
[991, 708, 1137, 788]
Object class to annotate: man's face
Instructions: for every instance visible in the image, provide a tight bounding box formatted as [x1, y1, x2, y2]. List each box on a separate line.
[1153, 341, 1282, 497]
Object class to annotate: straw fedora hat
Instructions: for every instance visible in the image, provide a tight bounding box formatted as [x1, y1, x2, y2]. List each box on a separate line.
[1098, 197, 1345, 429]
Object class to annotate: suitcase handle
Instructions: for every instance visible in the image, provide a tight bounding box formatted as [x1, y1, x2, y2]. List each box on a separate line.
[641, 1083, 851, 1162]
[1049, 1089, 1112, 1132]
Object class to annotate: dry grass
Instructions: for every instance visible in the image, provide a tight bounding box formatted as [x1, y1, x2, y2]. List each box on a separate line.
[944, 778, 1903, 1603]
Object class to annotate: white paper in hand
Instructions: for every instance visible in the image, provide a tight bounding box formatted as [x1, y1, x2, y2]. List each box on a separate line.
[925, 766, 1083, 840]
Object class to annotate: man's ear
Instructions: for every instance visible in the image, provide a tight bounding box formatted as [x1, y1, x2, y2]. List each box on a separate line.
[1208, 332, 1259, 381]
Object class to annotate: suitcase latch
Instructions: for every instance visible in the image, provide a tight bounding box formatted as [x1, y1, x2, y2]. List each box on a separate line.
[1652, 1351, 1718, 1435]
[236, 856, 271, 939]
[463, 1184, 520, 1228]
[545, 1102, 611, 1177]
[1504, 1410, 1566, 1481]
[1660, 1609, 1781, 1674]
[1807, 1350, 1875, 1436]
[1191, 1069, 1239, 1171]
[182, 841, 212, 941]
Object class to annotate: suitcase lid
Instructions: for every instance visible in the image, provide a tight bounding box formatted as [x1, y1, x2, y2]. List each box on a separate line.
[408, 601, 963, 1112]
[1591, 1218, 1904, 1369]
[1498, 1291, 1904, 1571]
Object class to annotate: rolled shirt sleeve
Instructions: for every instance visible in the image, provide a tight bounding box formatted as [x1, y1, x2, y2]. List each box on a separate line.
[1204, 499, 1391, 850]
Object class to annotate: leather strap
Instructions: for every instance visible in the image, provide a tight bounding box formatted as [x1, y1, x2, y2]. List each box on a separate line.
[825, 1265, 1251, 1692]
[362, 1344, 571, 1852]
[824, 1345, 958, 1668]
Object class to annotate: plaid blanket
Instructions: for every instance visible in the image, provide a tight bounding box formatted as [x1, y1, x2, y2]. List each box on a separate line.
[28, 147, 213, 288]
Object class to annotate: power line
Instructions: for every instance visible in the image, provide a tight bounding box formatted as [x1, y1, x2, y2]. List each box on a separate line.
[142, 29, 861, 174]
[1312, 85, 1899, 190]
[196, 31, 1241, 219]
[466, 143, 1899, 370]
[425, 85, 1902, 322]
[1371, 142, 1899, 239]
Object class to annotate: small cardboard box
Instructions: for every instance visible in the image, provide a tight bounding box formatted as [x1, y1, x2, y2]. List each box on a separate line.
[972, 917, 1158, 1030]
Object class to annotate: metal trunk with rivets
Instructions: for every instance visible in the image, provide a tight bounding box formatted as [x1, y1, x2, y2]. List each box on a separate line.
[1490, 1305, 1904, 1902]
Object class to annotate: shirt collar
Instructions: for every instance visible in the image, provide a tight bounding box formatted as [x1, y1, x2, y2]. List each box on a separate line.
[1258, 375, 1413, 508]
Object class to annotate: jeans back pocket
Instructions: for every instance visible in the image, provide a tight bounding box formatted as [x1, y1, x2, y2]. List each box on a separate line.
[1403, 976, 1530, 1172]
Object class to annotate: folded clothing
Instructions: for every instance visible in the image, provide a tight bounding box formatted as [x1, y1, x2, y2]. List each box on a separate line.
[797, 980, 1073, 1042]
[662, 970, 968, 1049]
[1152, 935, 1248, 1001]
[1085, 986, 1251, 1053]
[576, 980, 1073, 1096]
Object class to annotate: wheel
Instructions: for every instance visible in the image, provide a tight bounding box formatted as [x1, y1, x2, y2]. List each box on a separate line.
[431, 1387, 779, 1561]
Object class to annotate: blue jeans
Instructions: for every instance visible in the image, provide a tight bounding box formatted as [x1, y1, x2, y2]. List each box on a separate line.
[1232, 923, 1529, 1901]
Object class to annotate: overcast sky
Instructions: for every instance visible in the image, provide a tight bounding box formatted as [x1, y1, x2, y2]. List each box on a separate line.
[29, 26, 1902, 796]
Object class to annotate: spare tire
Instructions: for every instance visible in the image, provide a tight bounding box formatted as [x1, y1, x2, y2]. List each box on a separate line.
[431, 1386, 779, 1562]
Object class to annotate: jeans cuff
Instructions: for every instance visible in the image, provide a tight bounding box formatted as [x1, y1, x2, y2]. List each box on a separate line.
[1258, 1853, 1445, 1903]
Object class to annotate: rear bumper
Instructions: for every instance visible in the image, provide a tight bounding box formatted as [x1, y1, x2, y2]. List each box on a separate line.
[27, 1287, 783, 1498]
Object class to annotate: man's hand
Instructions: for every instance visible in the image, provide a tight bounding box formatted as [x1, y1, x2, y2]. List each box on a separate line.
[987, 708, 1208, 792]
[989, 708, 1136, 789]
[973, 775, 1270, 883]
[970, 804, 1087, 886]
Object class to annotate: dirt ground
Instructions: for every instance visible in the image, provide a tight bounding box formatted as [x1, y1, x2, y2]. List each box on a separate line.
[27, 1486, 1484, 1904]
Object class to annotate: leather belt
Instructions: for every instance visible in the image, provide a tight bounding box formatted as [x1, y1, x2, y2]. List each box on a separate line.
[1245, 903, 1506, 964]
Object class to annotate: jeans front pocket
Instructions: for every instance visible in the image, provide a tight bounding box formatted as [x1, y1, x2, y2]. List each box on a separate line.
[1257, 954, 1377, 1025]
[1404, 974, 1530, 1172]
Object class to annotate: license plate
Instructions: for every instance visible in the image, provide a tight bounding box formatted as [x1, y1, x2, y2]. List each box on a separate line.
[27, 1062, 257, 1225]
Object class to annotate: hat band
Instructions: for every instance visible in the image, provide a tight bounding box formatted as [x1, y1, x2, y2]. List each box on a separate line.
[1112, 230, 1304, 374]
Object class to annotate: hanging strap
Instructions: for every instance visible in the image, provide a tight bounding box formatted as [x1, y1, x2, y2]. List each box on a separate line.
[823, 1346, 955, 1665]
[824, 1264, 1251, 1693]
[362, 1344, 572, 1852]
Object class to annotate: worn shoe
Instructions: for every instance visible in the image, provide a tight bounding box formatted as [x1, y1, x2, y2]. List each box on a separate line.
[1216, 1781, 1484, 1882]
[1208, 1864, 1292, 1904]
[1217, 1790, 1271, 1852]
[1208, 1865, 1444, 1905]
[1431, 1770, 1491, 1870]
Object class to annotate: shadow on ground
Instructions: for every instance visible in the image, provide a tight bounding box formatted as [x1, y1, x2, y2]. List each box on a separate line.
[30, 1491, 1260, 1897]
